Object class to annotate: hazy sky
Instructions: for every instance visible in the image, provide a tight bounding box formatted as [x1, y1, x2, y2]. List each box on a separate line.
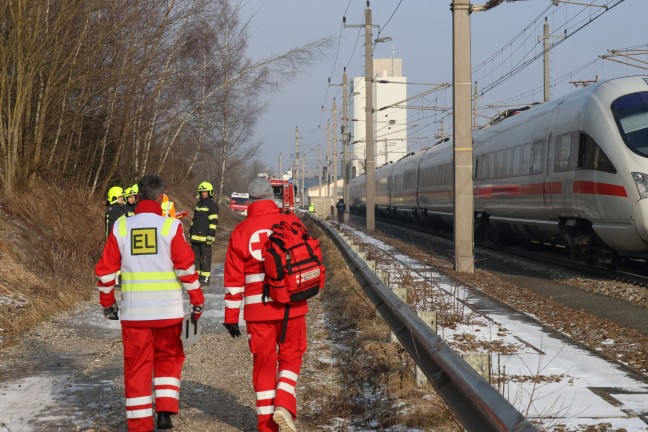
[241, 0, 646, 176]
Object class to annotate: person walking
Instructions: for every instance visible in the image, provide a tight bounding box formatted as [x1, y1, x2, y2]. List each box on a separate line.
[335, 198, 346, 224]
[105, 186, 126, 240]
[95, 174, 204, 432]
[223, 177, 307, 432]
[189, 181, 219, 285]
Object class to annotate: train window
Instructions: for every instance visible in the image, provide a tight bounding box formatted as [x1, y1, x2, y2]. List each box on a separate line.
[512, 146, 521, 176]
[531, 141, 544, 174]
[553, 133, 573, 172]
[612, 91, 648, 157]
[577, 132, 616, 174]
[522, 144, 531, 174]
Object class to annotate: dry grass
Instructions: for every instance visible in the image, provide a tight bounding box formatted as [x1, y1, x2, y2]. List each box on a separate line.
[299, 220, 460, 431]
[0, 180, 103, 344]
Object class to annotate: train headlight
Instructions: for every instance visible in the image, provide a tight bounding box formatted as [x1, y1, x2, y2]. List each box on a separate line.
[632, 172, 648, 199]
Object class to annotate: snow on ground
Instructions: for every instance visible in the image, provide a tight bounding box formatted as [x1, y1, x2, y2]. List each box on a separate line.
[345, 225, 648, 430]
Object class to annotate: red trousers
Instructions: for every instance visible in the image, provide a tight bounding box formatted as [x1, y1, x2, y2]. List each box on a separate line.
[122, 323, 185, 432]
[247, 316, 307, 432]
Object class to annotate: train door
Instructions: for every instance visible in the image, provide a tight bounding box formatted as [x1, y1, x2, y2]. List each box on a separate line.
[544, 132, 556, 219]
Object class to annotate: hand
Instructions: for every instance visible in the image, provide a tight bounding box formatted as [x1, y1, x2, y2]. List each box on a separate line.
[205, 237, 214, 246]
[191, 305, 204, 323]
[103, 304, 119, 320]
[223, 323, 241, 338]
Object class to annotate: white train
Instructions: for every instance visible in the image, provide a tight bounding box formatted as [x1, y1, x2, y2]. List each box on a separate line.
[349, 76, 648, 265]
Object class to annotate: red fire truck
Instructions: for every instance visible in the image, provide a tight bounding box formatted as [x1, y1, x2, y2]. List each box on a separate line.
[259, 174, 296, 214]
[229, 192, 249, 215]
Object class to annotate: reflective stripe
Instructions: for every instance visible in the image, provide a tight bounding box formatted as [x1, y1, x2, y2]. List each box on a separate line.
[118, 218, 127, 237]
[126, 396, 152, 406]
[155, 389, 179, 399]
[191, 235, 207, 242]
[208, 214, 219, 220]
[98, 273, 117, 283]
[97, 285, 114, 294]
[199, 271, 211, 277]
[122, 282, 182, 292]
[161, 217, 175, 236]
[121, 271, 177, 281]
[175, 266, 196, 277]
[256, 405, 274, 415]
[277, 381, 295, 396]
[154, 377, 180, 387]
[195, 206, 209, 211]
[245, 273, 265, 284]
[244, 294, 270, 305]
[256, 390, 276, 400]
[279, 370, 298, 382]
[208, 224, 217, 230]
[226, 287, 244, 295]
[183, 280, 201, 290]
[126, 408, 153, 419]
[225, 300, 242, 308]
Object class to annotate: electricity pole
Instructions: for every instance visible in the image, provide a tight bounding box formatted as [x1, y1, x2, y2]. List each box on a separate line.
[294, 126, 299, 188]
[279, 153, 282, 179]
[543, 17, 550, 102]
[326, 119, 331, 197]
[342, 68, 350, 222]
[364, 4, 376, 231]
[332, 98, 338, 201]
[452, 0, 475, 273]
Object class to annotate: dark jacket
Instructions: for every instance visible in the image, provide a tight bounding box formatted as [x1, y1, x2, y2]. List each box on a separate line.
[123, 202, 137, 217]
[105, 204, 126, 240]
[335, 200, 347, 213]
[190, 197, 219, 243]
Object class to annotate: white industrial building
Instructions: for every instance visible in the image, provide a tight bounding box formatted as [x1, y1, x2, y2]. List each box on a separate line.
[351, 58, 408, 177]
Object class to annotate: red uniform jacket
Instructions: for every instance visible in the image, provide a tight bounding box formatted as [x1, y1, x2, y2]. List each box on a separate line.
[223, 200, 308, 324]
[95, 200, 204, 328]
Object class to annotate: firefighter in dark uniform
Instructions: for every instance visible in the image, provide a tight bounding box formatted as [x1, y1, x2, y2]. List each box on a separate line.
[123, 184, 138, 217]
[190, 181, 219, 285]
[105, 186, 127, 240]
[335, 198, 346, 224]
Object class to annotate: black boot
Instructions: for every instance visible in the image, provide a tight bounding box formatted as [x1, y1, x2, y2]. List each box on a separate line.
[157, 411, 173, 430]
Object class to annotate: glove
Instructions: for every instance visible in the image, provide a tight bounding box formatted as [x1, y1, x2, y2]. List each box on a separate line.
[191, 305, 204, 323]
[103, 303, 119, 320]
[223, 323, 241, 338]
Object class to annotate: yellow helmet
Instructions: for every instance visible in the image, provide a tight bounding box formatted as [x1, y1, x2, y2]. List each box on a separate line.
[197, 181, 213, 197]
[124, 184, 138, 198]
[107, 186, 124, 204]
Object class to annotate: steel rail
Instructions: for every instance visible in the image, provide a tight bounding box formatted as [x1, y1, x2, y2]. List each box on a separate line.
[306, 214, 537, 432]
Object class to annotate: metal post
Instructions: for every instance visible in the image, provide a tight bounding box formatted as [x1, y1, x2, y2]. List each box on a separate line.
[452, 0, 475, 273]
[326, 119, 331, 197]
[343, 68, 350, 222]
[318, 144, 322, 197]
[543, 17, 550, 102]
[294, 127, 299, 191]
[333, 98, 338, 201]
[473, 82, 478, 131]
[300, 147, 305, 209]
[365, 4, 375, 232]
[279, 152, 282, 179]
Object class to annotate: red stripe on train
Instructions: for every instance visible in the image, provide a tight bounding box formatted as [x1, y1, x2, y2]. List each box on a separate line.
[572, 181, 627, 197]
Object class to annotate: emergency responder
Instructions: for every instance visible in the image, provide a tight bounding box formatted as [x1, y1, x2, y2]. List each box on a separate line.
[95, 174, 204, 432]
[105, 186, 126, 240]
[308, 201, 315, 213]
[190, 181, 219, 285]
[161, 193, 176, 218]
[123, 184, 138, 217]
[223, 178, 307, 432]
[335, 198, 346, 224]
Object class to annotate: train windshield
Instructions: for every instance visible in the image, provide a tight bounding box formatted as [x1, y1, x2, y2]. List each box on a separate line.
[612, 91, 648, 157]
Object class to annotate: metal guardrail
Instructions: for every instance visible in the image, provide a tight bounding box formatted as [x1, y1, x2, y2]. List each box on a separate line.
[307, 214, 537, 432]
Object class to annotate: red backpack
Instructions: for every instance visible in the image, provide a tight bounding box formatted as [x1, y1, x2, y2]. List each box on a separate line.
[262, 219, 326, 304]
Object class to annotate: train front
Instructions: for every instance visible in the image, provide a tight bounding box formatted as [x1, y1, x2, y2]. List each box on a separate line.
[584, 76, 648, 257]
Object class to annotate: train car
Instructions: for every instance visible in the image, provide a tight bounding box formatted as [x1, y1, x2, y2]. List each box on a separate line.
[349, 76, 648, 264]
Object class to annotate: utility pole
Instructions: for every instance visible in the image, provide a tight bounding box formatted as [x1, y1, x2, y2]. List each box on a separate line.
[543, 17, 550, 102]
[326, 119, 331, 197]
[295, 127, 299, 206]
[342, 68, 350, 222]
[332, 98, 338, 201]
[279, 153, 282, 179]
[318, 144, 322, 196]
[473, 82, 479, 131]
[364, 4, 376, 231]
[300, 147, 305, 209]
[452, 0, 475, 273]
